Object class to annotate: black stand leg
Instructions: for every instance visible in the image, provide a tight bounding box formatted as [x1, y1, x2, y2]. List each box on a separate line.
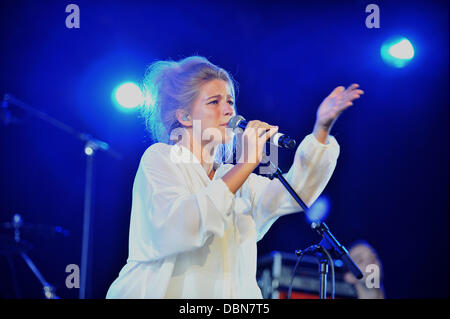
[319, 258, 329, 299]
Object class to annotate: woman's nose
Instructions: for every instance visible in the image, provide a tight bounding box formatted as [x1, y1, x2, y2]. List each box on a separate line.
[223, 102, 234, 116]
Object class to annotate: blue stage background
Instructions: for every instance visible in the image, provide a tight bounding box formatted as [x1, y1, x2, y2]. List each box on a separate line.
[0, 0, 448, 298]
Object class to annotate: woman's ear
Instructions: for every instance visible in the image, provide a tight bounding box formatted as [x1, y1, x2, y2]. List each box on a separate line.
[175, 109, 192, 127]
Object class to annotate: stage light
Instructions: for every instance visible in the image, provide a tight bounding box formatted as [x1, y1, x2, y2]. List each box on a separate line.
[113, 82, 143, 109]
[306, 196, 330, 223]
[381, 37, 415, 68]
[84, 146, 94, 156]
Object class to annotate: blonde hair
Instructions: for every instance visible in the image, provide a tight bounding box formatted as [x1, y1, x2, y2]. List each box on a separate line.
[140, 56, 238, 163]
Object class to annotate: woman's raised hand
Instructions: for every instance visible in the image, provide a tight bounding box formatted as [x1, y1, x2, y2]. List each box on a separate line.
[315, 83, 364, 132]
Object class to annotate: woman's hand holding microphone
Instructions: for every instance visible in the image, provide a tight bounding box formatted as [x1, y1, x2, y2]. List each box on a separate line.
[222, 120, 278, 194]
[237, 120, 279, 168]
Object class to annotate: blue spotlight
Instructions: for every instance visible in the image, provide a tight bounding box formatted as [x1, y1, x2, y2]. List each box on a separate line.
[381, 37, 415, 68]
[113, 82, 143, 109]
[306, 196, 330, 223]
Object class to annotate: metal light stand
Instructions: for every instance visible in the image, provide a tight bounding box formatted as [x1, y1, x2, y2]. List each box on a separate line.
[11, 214, 59, 299]
[267, 161, 363, 299]
[3, 93, 122, 299]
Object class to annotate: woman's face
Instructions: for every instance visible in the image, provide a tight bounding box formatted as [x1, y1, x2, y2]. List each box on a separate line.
[190, 79, 236, 145]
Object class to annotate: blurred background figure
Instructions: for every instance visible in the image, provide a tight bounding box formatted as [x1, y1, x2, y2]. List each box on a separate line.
[344, 240, 385, 299]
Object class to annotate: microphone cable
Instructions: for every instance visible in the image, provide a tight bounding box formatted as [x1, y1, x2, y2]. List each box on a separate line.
[287, 250, 306, 299]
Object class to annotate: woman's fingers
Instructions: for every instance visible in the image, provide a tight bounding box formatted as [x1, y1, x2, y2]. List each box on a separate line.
[346, 93, 361, 101]
[340, 87, 364, 103]
[341, 102, 354, 111]
[258, 128, 269, 138]
[257, 126, 278, 150]
[329, 86, 345, 98]
[246, 120, 272, 130]
[256, 125, 278, 138]
[328, 84, 363, 104]
[346, 90, 364, 98]
[343, 84, 363, 94]
[333, 87, 363, 111]
[331, 84, 363, 97]
[245, 120, 275, 133]
[265, 126, 279, 140]
[241, 125, 278, 165]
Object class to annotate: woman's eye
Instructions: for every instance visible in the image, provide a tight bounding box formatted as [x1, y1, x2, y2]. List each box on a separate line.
[208, 100, 234, 105]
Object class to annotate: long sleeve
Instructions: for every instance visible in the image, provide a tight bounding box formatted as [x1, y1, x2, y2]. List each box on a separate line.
[128, 144, 235, 261]
[244, 133, 340, 241]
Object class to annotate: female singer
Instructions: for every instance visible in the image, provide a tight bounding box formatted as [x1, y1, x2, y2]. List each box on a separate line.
[106, 56, 363, 298]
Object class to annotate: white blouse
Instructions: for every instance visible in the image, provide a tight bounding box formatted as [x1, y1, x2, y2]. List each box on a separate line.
[106, 133, 340, 299]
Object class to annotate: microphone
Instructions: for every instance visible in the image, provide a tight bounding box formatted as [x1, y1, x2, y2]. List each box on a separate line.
[228, 115, 297, 150]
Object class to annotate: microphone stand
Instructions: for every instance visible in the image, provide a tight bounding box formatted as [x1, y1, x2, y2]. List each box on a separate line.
[11, 214, 59, 299]
[3, 93, 122, 299]
[267, 161, 363, 299]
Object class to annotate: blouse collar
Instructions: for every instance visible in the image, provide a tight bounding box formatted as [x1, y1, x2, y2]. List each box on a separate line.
[170, 143, 222, 180]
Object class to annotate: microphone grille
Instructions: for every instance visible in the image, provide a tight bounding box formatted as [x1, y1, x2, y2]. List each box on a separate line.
[228, 115, 245, 129]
